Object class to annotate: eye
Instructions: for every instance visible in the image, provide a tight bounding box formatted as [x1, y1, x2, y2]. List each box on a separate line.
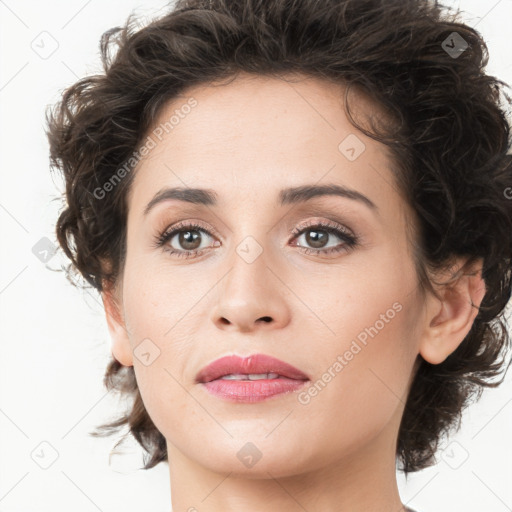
[290, 220, 358, 256]
[153, 221, 218, 259]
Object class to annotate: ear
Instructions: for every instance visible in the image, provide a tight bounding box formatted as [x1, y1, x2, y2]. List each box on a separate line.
[419, 257, 486, 365]
[101, 280, 133, 367]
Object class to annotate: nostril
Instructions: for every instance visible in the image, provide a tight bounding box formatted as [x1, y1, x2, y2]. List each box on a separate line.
[258, 316, 272, 323]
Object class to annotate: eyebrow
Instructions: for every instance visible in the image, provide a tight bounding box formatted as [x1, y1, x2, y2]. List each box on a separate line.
[143, 183, 378, 216]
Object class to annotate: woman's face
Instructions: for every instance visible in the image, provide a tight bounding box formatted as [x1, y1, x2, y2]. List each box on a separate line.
[109, 73, 427, 477]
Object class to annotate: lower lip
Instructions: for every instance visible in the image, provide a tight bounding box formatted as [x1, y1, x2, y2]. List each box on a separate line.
[201, 377, 309, 403]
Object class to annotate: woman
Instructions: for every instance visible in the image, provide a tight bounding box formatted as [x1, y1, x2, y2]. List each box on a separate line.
[46, 0, 512, 510]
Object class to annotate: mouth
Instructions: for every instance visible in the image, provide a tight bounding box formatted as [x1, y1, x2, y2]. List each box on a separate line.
[195, 353, 310, 403]
[195, 353, 310, 384]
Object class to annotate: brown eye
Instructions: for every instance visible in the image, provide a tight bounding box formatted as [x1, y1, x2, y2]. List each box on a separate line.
[155, 222, 217, 258]
[302, 228, 330, 249]
[291, 222, 358, 256]
[164, 226, 213, 252]
[174, 229, 203, 251]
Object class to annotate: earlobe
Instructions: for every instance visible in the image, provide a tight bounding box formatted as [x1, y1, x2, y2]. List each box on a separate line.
[101, 281, 133, 367]
[419, 258, 486, 365]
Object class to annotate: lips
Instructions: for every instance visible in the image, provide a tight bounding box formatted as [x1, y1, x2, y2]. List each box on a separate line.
[195, 353, 310, 384]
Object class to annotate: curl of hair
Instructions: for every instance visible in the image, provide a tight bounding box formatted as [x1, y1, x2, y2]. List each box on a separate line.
[46, 0, 512, 474]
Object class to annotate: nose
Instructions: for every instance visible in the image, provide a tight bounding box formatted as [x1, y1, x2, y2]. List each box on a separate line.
[210, 249, 291, 333]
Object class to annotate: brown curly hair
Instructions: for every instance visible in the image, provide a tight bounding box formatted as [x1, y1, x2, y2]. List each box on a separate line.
[46, 0, 512, 475]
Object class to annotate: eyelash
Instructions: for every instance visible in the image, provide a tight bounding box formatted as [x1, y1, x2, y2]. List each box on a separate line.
[153, 219, 359, 259]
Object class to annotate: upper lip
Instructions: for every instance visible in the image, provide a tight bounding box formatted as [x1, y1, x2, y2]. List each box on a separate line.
[195, 354, 310, 383]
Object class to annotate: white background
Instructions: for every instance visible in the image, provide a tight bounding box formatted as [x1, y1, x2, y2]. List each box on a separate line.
[1, 1, 511, 511]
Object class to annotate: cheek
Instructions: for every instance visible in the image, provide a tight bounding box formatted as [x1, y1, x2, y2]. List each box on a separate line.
[287, 295, 420, 469]
[289, 235, 418, 362]
[120, 255, 214, 430]
[291, 246, 420, 430]
[122, 251, 206, 339]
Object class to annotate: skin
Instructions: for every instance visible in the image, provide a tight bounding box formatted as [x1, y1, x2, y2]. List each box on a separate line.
[101, 72, 486, 512]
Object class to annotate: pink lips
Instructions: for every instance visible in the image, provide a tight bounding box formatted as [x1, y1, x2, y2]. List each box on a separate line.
[195, 353, 310, 403]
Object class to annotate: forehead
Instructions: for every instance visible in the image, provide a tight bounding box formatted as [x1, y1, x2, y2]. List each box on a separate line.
[127, 72, 402, 220]
[144, 72, 371, 154]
